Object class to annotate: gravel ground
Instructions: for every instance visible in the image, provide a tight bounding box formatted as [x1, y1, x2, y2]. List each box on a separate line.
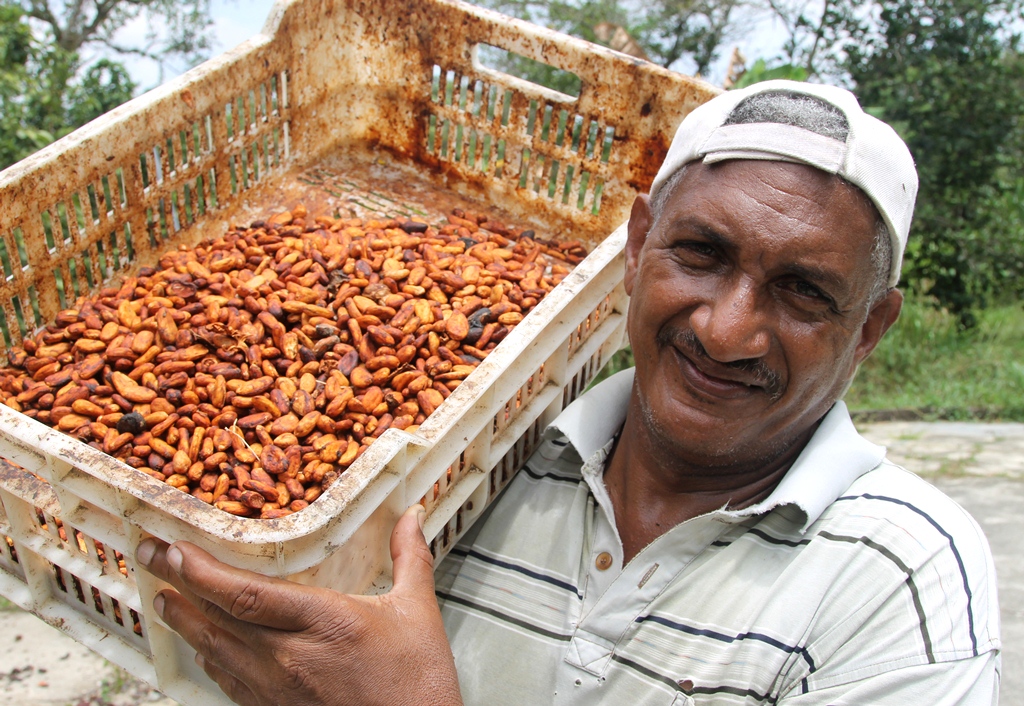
[0, 606, 176, 706]
[1, 420, 1020, 705]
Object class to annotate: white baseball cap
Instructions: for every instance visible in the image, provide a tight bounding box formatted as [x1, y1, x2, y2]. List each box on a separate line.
[650, 80, 918, 287]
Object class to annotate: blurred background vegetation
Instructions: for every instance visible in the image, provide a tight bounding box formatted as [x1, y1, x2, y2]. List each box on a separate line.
[0, 0, 210, 166]
[0, 0, 1021, 419]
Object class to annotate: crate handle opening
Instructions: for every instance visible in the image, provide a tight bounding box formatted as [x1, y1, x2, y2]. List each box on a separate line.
[473, 44, 580, 103]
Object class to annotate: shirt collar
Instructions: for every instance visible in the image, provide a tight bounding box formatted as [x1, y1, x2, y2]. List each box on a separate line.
[547, 367, 885, 533]
[548, 368, 634, 463]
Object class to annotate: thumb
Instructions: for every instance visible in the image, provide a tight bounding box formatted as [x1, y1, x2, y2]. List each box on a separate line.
[390, 504, 436, 598]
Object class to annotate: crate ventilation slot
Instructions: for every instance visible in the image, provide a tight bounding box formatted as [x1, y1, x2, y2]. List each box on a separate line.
[52, 564, 144, 640]
[426, 64, 615, 215]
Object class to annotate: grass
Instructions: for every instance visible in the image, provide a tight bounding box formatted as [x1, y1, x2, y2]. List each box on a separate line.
[593, 299, 1024, 421]
[0, 595, 14, 611]
[845, 299, 1024, 420]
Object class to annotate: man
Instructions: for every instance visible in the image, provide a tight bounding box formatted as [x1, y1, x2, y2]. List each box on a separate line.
[136, 81, 1000, 705]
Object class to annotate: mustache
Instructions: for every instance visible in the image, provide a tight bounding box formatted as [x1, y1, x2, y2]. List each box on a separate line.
[659, 328, 784, 400]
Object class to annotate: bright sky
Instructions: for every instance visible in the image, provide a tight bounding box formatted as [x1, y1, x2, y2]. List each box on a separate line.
[206, 0, 281, 59]
[110, 0, 787, 91]
[106, 0, 279, 91]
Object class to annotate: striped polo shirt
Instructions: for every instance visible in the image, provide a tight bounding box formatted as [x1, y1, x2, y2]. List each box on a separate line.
[436, 369, 1000, 705]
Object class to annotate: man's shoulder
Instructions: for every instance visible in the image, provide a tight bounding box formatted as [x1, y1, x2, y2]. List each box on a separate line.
[819, 459, 992, 558]
[793, 459, 1000, 663]
[803, 458, 996, 589]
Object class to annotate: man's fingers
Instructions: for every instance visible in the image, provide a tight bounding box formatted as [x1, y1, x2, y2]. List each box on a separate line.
[136, 537, 179, 585]
[390, 504, 437, 599]
[196, 653, 259, 706]
[135, 540, 211, 608]
[137, 538, 327, 631]
[138, 540, 269, 642]
[156, 588, 263, 695]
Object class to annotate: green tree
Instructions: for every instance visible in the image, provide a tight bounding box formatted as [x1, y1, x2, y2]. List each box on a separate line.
[19, 0, 212, 81]
[0, 4, 50, 165]
[0, 0, 212, 170]
[473, 0, 751, 84]
[730, 58, 807, 88]
[763, 0, 862, 79]
[844, 0, 1024, 323]
[65, 58, 136, 126]
[630, 0, 751, 77]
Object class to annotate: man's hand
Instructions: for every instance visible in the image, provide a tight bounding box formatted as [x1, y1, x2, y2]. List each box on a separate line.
[135, 505, 462, 706]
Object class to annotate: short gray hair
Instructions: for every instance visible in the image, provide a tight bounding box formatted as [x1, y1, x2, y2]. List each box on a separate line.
[650, 90, 894, 303]
[868, 220, 893, 303]
[725, 91, 850, 140]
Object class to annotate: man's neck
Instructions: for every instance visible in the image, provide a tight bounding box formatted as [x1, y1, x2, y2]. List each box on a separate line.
[603, 403, 816, 565]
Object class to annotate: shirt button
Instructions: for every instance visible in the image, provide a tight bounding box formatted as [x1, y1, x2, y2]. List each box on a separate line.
[595, 551, 613, 571]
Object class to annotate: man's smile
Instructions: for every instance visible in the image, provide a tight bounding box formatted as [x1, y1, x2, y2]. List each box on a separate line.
[659, 328, 783, 401]
[673, 346, 762, 400]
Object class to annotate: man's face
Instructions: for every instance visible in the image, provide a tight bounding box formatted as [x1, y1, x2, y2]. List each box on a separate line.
[624, 159, 902, 470]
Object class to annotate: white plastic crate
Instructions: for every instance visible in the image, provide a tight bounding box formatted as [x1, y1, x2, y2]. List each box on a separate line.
[0, 0, 716, 702]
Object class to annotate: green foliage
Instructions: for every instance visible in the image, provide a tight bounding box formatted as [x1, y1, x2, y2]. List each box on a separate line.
[763, 0, 865, 79]
[65, 59, 136, 127]
[630, 0, 747, 76]
[17, 0, 212, 65]
[845, 298, 1024, 420]
[0, 3, 29, 65]
[474, 0, 627, 45]
[0, 5, 135, 169]
[844, 0, 1024, 324]
[472, 0, 748, 77]
[0, 0, 212, 171]
[731, 58, 807, 88]
[1, 5, 61, 166]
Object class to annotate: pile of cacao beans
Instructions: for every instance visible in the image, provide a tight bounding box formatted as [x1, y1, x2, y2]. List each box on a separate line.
[0, 206, 587, 518]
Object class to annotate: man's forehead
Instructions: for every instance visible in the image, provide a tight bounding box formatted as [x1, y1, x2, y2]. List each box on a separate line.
[661, 160, 879, 224]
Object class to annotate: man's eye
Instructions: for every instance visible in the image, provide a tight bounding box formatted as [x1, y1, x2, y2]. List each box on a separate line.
[675, 242, 717, 259]
[788, 281, 830, 302]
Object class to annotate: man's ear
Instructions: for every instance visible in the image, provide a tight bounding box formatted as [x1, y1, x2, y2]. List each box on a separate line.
[853, 288, 903, 366]
[625, 194, 652, 296]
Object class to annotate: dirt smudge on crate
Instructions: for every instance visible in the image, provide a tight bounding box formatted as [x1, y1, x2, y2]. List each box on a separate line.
[627, 133, 672, 192]
[0, 457, 58, 512]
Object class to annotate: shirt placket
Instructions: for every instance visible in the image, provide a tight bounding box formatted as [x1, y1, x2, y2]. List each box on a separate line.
[556, 456, 740, 703]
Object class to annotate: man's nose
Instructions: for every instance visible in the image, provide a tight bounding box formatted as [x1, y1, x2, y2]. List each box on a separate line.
[689, 280, 770, 363]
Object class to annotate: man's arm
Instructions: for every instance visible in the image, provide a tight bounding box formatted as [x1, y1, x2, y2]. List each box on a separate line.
[135, 505, 462, 706]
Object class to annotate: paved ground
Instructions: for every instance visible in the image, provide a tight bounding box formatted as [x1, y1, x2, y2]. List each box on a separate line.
[1, 420, 1020, 705]
[858, 420, 1024, 480]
